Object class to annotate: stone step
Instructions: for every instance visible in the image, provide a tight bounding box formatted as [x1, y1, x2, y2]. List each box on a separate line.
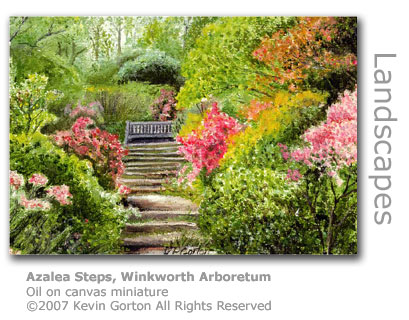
[124, 156, 185, 163]
[125, 163, 181, 171]
[125, 161, 182, 167]
[129, 186, 166, 193]
[125, 221, 197, 233]
[122, 171, 177, 179]
[127, 152, 180, 157]
[122, 232, 184, 249]
[128, 146, 179, 153]
[128, 195, 198, 212]
[128, 210, 198, 221]
[120, 178, 167, 187]
[127, 141, 181, 149]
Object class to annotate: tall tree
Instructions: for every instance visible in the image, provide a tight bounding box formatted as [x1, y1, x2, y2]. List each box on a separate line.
[138, 17, 185, 59]
[87, 17, 113, 61]
[10, 17, 71, 48]
[108, 17, 125, 57]
[177, 17, 295, 110]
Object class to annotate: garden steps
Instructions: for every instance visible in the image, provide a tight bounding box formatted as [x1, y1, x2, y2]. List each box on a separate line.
[124, 161, 182, 168]
[123, 156, 185, 163]
[125, 162, 181, 168]
[122, 140, 183, 193]
[125, 221, 198, 233]
[122, 232, 184, 249]
[122, 141, 185, 185]
[122, 230, 204, 254]
[121, 140, 204, 254]
[125, 165, 181, 173]
[122, 139, 184, 193]
[127, 141, 181, 149]
[128, 186, 166, 193]
[122, 171, 177, 179]
[121, 194, 202, 255]
[127, 152, 180, 157]
[119, 178, 167, 187]
[128, 210, 198, 221]
[128, 147, 179, 153]
[127, 195, 198, 212]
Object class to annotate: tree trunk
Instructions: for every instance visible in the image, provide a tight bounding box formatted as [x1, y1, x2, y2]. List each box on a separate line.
[95, 43, 99, 61]
[70, 42, 76, 64]
[117, 27, 122, 57]
[326, 214, 335, 254]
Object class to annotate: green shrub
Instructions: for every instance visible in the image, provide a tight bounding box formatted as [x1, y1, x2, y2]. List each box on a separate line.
[85, 82, 166, 121]
[42, 101, 105, 135]
[177, 17, 295, 110]
[9, 170, 74, 254]
[85, 60, 120, 86]
[83, 82, 175, 137]
[118, 50, 183, 87]
[117, 48, 144, 67]
[103, 122, 127, 143]
[10, 205, 73, 255]
[10, 48, 84, 116]
[10, 132, 129, 254]
[10, 74, 60, 134]
[295, 165, 358, 255]
[199, 167, 321, 254]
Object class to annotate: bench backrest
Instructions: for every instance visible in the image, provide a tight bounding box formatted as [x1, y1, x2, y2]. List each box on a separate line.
[124, 121, 173, 144]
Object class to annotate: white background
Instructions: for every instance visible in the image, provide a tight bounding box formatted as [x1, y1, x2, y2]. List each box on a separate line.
[1, 1, 408, 319]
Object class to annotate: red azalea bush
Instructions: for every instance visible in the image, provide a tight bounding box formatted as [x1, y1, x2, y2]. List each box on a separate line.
[54, 117, 128, 189]
[177, 103, 243, 183]
[252, 17, 357, 95]
[239, 100, 273, 121]
[150, 89, 177, 121]
[253, 17, 356, 83]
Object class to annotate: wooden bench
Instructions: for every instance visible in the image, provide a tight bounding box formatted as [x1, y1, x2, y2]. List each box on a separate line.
[124, 121, 174, 144]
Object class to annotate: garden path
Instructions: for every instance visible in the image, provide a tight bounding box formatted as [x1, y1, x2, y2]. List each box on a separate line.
[119, 141, 203, 255]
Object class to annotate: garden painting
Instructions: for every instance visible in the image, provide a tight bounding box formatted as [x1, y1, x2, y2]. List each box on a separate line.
[9, 16, 357, 255]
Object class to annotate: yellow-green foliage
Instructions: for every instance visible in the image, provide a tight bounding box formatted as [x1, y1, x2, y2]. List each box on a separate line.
[10, 74, 59, 134]
[221, 90, 327, 167]
[178, 113, 204, 137]
[176, 17, 295, 110]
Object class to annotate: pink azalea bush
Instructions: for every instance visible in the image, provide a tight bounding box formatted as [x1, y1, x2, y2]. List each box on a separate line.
[10, 170, 24, 190]
[70, 105, 96, 118]
[68, 101, 102, 119]
[286, 169, 302, 182]
[280, 87, 357, 182]
[54, 117, 128, 189]
[10, 171, 73, 211]
[177, 103, 243, 183]
[20, 194, 51, 210]
[150, 89, 177, 121]
[46, 185, 73, 205]
[28, 173, 48, 186]
[118, 184, 131, 195]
